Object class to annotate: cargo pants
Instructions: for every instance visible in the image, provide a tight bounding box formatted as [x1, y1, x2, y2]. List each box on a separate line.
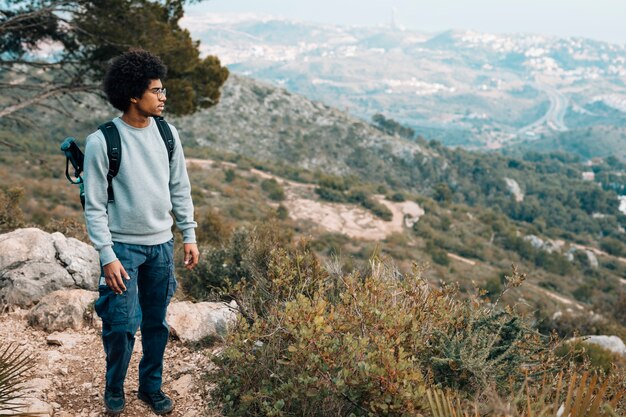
[94, 238, 177, 393]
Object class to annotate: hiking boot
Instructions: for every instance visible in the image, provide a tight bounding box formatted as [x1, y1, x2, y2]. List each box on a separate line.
[104, 386, 125, 415]
[137, 389, 174, 415]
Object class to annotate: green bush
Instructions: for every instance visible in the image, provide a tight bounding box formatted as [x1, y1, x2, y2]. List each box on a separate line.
[261, 179, 286, 201]
[315, 186, 346, 203]
[572, 284, 594, 303]
[600, 237, 626, 257]
[426, 240, 449, 266]
[387, 192, 405, 202]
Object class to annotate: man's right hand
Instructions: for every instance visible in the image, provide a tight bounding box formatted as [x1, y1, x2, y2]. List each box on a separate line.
[103, 260, 130, 295]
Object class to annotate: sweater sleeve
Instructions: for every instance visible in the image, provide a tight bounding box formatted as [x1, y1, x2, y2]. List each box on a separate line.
[168, 125, 197, 243]
[83, 133, 117, 265]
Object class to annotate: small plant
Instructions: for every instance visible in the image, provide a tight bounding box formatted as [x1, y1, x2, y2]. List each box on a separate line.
[0, 343, 34, 415]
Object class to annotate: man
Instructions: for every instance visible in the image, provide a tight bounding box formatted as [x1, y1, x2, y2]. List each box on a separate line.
[83, 49, 199, 415]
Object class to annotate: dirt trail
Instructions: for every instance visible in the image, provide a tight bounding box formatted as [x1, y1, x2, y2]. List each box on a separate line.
[1, 309, 219, 417]
[531, 285, 585, 310]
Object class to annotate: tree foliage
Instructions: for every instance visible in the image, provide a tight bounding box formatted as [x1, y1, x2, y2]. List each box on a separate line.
[0, 0, 228, 120]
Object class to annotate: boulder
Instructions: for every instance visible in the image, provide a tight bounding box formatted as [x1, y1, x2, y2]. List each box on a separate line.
[28, 289, 98, 332]
[565, 247, 598, 268]
[167, 301, 238, 343]
[524, 235, 545, 250]
[0, 228, 99, 309]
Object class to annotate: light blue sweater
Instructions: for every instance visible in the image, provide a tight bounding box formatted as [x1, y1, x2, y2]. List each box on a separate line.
[83, 117, 197, 266]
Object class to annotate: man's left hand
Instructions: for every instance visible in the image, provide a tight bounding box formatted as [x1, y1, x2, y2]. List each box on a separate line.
[183, 243, 200, 270]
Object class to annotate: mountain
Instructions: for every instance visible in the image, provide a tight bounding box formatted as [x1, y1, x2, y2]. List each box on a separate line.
[181, 13, 626, 150]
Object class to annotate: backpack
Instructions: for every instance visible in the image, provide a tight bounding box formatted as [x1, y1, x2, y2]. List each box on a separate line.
[61, 116, 175, 209]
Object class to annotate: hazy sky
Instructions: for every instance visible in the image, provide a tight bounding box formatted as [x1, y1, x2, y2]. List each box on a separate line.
[186, 0, 626, 44]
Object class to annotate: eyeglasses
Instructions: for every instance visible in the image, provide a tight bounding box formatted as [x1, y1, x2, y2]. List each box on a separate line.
[150, 87, 167, 99]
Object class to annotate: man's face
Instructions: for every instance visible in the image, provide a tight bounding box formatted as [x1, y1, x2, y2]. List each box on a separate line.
[135, 79, 166, 117]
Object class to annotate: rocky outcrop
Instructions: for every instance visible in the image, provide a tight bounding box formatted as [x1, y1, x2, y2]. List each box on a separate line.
[504, 177, 524, 202]
[167, 301, 238, 343]
[565, 247, 599, 268]
[523, 235, 564, 254]
[28, 289, 98, 332]
[0, 228, 99, 309]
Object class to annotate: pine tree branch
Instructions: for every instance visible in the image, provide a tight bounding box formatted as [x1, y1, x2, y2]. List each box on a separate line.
[0, 84, 99, 119]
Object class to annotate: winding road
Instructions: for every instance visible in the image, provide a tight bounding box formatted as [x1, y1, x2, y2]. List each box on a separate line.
[517, 80, 569, 137]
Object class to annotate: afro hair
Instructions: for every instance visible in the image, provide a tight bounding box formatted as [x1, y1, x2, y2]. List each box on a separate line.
[103, 49, 167, 112]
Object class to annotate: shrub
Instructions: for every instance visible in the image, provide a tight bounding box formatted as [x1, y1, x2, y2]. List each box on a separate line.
[0, 187, 25, 233]
[196, 209, 234, 246]
[600, 237, 626, 257]
[213, 253, 552, 416]
[426, 240, 449, 266]
[261, 179, 285, 201]
[387, 192, 405, 202]
[572, 284, 594, 303]
[224, 168, 236, 183]
[181, 222, 292, 302]
[360, 197, 393, 221]
[556, 340, 624, 374]
[276, 204, 288, 220]
[315, 186, 346, 203]
[45, 217, 88, 242]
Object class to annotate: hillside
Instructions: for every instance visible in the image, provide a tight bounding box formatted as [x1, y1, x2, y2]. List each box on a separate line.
[504, 125, 626, 161]
[176, 74, 430, 177]
[1, 72, 625, 341]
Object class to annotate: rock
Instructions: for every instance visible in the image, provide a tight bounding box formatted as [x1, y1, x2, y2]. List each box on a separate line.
[575, 335, 626, 356]
[565, 247, 598, 268]
[28, 289, 98, 332]
[585, 250, 599, 268]
[171, 374, 194, 396]
[524, 235, 545, 250]
[523, 235, 563, 253]
[24, 377, 52, 394]
[46, 336, 63, 346]
[166, 300, 238, 343]
[19, 399, 54, 417]
[504, 177, 524, 202]
[0, 228, 99, 309]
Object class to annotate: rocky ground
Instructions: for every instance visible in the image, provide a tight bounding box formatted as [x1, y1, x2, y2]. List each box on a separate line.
[1, 308, 222, 417]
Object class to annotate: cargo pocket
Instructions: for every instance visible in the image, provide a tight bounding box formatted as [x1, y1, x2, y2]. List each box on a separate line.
[94, 280, 129, 325]
[165, 260, 177, 306]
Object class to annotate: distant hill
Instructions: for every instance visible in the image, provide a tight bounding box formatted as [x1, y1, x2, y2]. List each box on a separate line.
[181, 13, 626, 149]
[504, 126, 626, 161]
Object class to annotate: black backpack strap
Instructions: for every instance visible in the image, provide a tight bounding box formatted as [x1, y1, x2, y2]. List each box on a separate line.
[98, 121, 122, 203]
[153, 116, 175, 161]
